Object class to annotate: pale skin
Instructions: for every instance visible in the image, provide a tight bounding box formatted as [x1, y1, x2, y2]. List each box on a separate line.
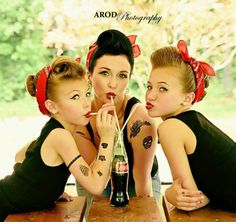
[74, 55, 157, 196]
[14, 78, 116, 198]
[145, 67, 209, 210]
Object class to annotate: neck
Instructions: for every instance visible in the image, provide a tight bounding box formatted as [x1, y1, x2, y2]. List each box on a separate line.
[162, 106, 192, 121]
[92, 96, 127, 123]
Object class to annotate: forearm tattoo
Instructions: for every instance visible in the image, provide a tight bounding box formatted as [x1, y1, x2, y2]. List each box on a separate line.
[79, 165, 89, 176]
[101, 143, 108, 148]
[143, 136, 153, 149]
[130, 120, 151, 138]
[98, 155, 106, 161]
[97, 170, 103, 176]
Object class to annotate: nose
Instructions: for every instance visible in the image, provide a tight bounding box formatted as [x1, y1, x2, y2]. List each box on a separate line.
[83, 97, 91, 109]
[108, 76, 118, 89]
[146, 89, 157, 101]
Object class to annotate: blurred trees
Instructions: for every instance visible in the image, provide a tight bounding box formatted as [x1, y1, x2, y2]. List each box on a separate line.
[38, 0, 236, 97]
[0, 0, 235, 102]
[0, 0, 51, 102]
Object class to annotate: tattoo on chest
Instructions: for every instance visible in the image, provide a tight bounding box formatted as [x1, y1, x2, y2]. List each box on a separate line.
[98, 155, 106, 161]
[143, 136, 153, 149]
[97, 170, 103, 176]
[101, 143, 108, 148]
[130, 120, 151, 138]
[79, 165, 89, 176]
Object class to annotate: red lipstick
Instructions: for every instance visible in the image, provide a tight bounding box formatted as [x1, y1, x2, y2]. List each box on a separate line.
[145, 102, 153, 110]
[107, 92, 116, 99]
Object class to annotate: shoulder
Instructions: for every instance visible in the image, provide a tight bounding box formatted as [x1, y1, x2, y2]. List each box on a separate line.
[47, 128, 74, 147]
[158, 118, 194, 141]
[129, 103, 156, 125]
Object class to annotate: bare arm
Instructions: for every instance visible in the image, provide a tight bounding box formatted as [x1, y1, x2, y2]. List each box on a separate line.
[129, 105, 158, 196]
[158, 119, 209, 210]
[73, 127, 98, 165]
[52, 107, 116, 196]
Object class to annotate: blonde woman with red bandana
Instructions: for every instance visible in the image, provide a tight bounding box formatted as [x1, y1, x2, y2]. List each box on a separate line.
[145, 40, 236, 211]
[0, 56, 116, 221]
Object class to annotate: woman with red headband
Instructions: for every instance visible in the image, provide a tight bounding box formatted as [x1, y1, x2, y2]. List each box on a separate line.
[74, 29, 161, 217]
[0, 56, 116, 221]
[145, 40, 236, 211]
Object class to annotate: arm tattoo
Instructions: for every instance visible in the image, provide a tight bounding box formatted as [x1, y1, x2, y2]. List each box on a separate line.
[79, 165, 89, 176]
[130, 120, 151, 138]
[101, 143, 108, 148]
[98, 155, 106, 161]
[97, 170, 103, 176]
[143, 136, 153, 149]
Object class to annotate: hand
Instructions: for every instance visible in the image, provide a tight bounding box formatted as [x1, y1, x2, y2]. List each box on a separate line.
[58, 192, 73, 202]
[96, 104, 116, 139]
[165, 178, 208, 211]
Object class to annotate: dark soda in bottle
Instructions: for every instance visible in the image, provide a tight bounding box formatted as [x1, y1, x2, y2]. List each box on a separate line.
[110, 132, 129, 207]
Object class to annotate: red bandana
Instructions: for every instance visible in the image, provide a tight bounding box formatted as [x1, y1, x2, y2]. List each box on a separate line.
[35, 66, 52, 115]
[86, 35, 141, 69]
[177, 40, 215, 103]
[35, 58, 81, 116]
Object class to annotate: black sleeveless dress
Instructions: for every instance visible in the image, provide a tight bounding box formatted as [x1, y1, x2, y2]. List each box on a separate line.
[0, 118, 70, 221]
[169, 110, 236, 210]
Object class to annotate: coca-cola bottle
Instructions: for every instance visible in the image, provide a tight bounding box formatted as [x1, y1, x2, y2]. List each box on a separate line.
[110, 132, 129, 207]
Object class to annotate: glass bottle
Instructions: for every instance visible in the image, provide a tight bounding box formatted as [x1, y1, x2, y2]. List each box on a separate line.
[110, 131, 129, 207]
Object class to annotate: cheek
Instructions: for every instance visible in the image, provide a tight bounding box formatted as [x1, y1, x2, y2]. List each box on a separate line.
[92, 78, 104, 92]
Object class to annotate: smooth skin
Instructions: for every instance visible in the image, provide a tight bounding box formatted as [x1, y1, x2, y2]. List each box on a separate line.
[15, 78, 116, 196]
[75, 55, 157, 196]
[145, 67, 209, 210]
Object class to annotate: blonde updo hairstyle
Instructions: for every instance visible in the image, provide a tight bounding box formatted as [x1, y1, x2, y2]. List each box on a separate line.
[150, 46, 209, 101]
[26, 56, 86, 102]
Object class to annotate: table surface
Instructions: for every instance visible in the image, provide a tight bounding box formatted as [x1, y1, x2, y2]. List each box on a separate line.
[5, 196, 86, 222]
[169, 205, 236, 222]
[88, 196, 164, 222]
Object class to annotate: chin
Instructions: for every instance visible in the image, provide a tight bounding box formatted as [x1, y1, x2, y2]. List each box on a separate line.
[147, 110, 158, 118]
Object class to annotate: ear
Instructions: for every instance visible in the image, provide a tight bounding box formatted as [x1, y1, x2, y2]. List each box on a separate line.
[183, 92, 195, 105]
[87, 72, 92, 85]
[45, 99, 58, 114]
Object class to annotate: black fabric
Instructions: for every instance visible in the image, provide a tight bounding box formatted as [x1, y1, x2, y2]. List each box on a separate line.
[0, 118, 70, 215]
[170, 110, 236, 210]
[86, 97, 158, 189]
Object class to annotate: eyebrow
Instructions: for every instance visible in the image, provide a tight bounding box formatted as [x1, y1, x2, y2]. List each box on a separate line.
[99, 67, 129, 73]
[147, 81, 168, 85]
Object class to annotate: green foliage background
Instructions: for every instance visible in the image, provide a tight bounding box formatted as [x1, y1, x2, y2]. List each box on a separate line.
[0, 0, 235, 119]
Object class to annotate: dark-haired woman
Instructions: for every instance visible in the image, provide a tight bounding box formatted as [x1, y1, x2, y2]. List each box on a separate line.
[74, 29, 161, 217]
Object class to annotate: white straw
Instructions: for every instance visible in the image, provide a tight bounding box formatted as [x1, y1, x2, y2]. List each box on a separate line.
[90, 112, 97, 116]
[110, 96, 121, 133]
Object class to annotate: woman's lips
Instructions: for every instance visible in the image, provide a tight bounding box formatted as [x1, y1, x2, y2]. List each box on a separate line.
[145, 102, 153, 110]
[107, 92, 116, 99]
[85, 112, 92, 118]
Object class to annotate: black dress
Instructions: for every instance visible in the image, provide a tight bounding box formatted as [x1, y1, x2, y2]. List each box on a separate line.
[170, 110, 236, 210]
[0, 118, 70, 221]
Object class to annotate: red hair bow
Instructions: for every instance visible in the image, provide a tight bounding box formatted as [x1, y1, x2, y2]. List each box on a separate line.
[36, 66, 52, 116]
[177, 40, 215, 103]
[86, 34, 141, 69]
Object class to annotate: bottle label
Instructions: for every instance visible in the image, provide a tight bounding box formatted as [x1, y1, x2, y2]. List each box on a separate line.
[116, 162, 128, 173]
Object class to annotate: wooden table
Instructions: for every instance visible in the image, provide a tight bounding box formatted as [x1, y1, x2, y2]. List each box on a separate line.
[5, 196, 86, 222]
[169, 205, 236, 222]
[87, 196, 165, 222]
